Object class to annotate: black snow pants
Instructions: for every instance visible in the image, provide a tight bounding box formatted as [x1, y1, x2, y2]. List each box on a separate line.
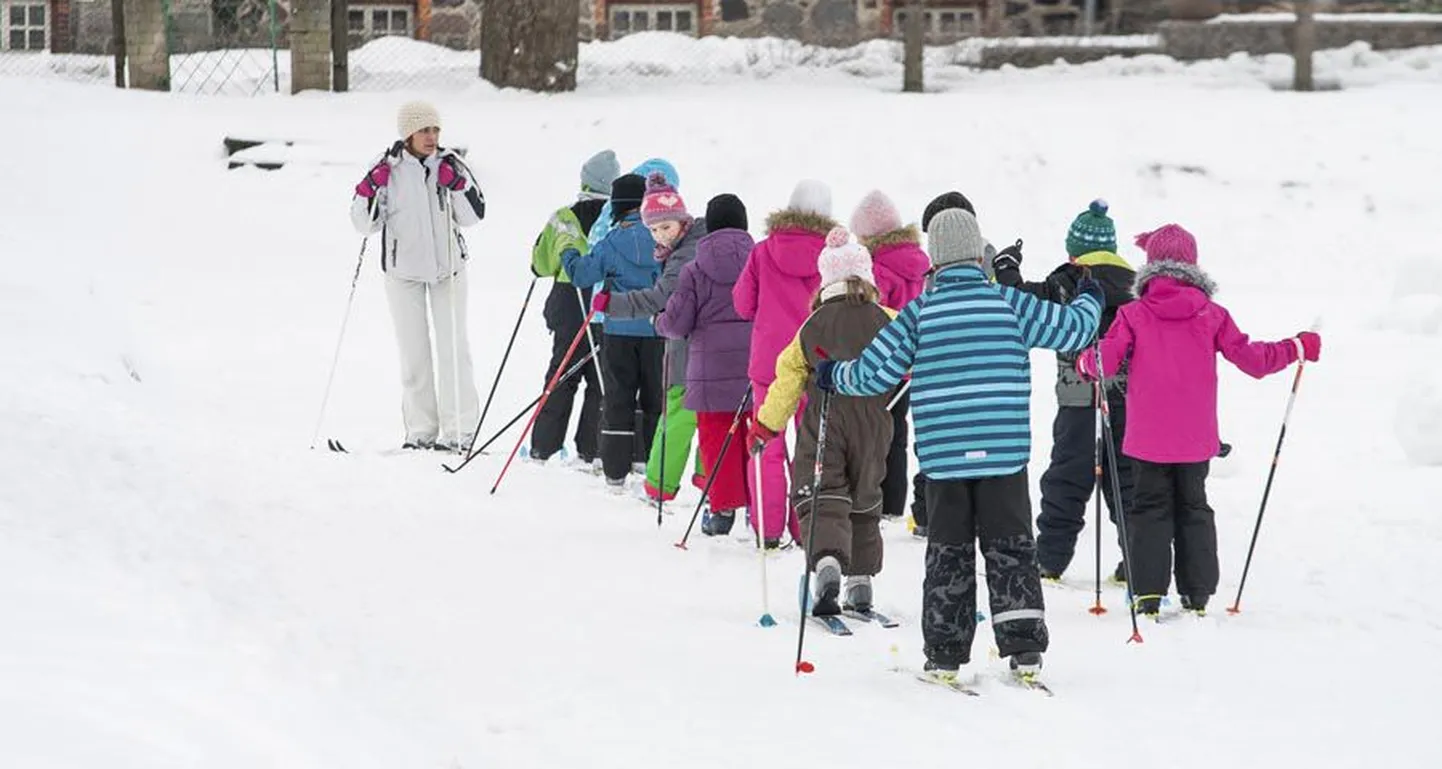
[600, 334, 664, 482]
[922, 471, 1048, 667]
[1127, 460, 1219, 602]
[531, 282, 603, 462]
[1035, 399, 1134, 575]
[879, 389, 911, 519]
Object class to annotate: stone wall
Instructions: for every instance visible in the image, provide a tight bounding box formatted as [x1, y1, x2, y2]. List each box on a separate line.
[429, 0, 482, 48]
[1160, 16, 1442, 60]
[73, 0, 290, 55]
[702, 0, 874, 45]
[978, 40, 1163, 67]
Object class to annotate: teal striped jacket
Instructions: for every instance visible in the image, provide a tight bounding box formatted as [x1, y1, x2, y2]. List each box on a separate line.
[832, 265, 1101, 480]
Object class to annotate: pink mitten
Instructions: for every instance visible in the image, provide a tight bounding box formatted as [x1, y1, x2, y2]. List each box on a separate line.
[355, 162, 390, 198]
[1296, 331, 1321, 362]
[1075, 350, 1098, 381]
[437, 158, 467, 191]
[591, 291, 611, 314]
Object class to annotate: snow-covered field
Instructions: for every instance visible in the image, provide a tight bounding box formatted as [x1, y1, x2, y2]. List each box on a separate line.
[3, 45, 1441, 768]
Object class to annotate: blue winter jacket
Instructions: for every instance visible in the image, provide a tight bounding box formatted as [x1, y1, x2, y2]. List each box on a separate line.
[562, 211, 660, 338]
[831, 264, 1101, 480]
[586, 158, 679, 322]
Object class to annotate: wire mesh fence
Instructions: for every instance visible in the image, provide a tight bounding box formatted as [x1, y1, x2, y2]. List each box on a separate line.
[0, 0, 1436, 95]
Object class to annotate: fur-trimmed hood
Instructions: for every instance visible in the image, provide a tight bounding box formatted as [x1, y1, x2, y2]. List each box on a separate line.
[765, 209, 838, 237]
[1135, 260, 1216, 297]
[1134, 260, 1216, 321]
[859, 224, 920, 252]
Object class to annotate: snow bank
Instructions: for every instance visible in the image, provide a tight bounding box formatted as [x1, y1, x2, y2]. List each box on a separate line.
[1396, 376, 1442, 465]
[4, 33, 1440, 97]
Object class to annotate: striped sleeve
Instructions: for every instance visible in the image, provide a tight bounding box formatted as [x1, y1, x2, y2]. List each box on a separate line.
[833, 298, 920, 397]
[1003, 288, 1101, 353]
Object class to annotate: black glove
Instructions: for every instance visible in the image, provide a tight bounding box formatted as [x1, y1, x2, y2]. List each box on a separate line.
[992, 239, 1024, 273]
[1075, 274, 1105, 306]
[814, 360, 839, 393]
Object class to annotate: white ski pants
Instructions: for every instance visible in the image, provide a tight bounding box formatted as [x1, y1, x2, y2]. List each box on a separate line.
[384, 272, 479, 447]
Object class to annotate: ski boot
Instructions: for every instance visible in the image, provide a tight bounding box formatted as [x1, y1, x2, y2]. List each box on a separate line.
[1180, 594, 1209, 616]
[1135, 596, 1162, 618]
[1009, 651, 1043, 675]
[811, 556, 842, 616]
[1039, 565, 1064, 582]
[701, 508, 736, 536]
[842, 575, 872, 613]
[1109, 562, 1127, 586]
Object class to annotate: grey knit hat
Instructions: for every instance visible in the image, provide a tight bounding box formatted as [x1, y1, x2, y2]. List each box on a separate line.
[581, 149, 620, 195]
[926, 208, 987, 272]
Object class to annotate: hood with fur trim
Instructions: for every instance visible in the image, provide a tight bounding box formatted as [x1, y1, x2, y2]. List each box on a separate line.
[1134, 260, 1216, 321]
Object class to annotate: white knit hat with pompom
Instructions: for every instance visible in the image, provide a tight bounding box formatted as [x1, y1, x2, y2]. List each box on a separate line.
[817, 226, 875, 289]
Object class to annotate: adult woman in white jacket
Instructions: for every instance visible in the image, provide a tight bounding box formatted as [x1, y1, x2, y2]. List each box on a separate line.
[350, 101, 486, 452]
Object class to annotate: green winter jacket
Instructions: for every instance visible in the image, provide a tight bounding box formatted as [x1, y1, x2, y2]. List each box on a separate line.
[532, 206, 591, 284]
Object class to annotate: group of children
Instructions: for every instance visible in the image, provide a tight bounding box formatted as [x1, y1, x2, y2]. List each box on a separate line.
[520, 149, 1324, 681]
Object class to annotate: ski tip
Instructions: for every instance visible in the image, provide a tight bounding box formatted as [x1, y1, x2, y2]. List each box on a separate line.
[796, 660, 815, 675]
[759, 614, 778, 628]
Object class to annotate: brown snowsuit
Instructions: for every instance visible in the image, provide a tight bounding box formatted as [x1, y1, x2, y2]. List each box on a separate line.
[757, 292, 897, 575]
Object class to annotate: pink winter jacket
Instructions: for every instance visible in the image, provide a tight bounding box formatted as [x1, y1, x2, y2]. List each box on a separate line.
[864, 228, 931, 312]
[733, 210, 837, 386]
[1080, 262, 1300, 464]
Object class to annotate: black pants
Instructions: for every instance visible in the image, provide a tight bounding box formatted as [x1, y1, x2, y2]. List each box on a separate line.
[531, 283, 603, 461]
[1128, 460, 1218, 601]
[1035, 400, 1133, 574]
[880, 390, 911, 519]
[911, 472, 929, 529]
[600, 334, 665, 482]
[922, 471, 1048, 666]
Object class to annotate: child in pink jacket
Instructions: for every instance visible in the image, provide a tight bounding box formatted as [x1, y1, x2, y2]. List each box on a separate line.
[1078, 224, 1321, 617]
[732, 179, 836, 547]
[849, 190, 931, 524]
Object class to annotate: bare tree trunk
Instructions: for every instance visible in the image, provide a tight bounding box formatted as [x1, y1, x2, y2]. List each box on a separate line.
[481, 0, 579, 92]
[111, 0, 127, 87]
[902, 0, 924, 93]
[331, 0, 349, 92]
[1293, 0, 1315, 91]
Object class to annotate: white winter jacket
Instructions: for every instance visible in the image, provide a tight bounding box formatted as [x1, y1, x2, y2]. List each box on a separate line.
[350, 144, 486, 284]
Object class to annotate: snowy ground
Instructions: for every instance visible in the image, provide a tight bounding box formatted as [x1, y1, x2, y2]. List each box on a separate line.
[3, 51, 1442, 768]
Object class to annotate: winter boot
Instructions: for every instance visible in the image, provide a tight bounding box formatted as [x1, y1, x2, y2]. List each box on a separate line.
[921, 659, 963, 685]
[1135, 596, 1162, 617]
[1180, 594, 1209, 615]
[402, 440, 434, 451]
[1110, 562, 1127, 586]
[842, 575, 872, 613]
[811, 556, 842, 616]
[701, 508, 736, 536]
[604, 476, 626, 495]
[1039, 566, 1063, 582]
[1009, 651, 1043, 675]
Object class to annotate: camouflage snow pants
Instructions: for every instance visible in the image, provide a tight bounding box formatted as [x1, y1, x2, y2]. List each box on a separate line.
[922, 470, 1049, 667]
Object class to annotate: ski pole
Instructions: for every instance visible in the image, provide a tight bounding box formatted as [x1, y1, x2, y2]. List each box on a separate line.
[1228, 355, 1308, 615]
[886, 379, 911, 412]
[489, 311, 598, 494]
[441, 347, 597, 474]
[466, 276, 536, 448]
[311, 237, 367, 451]
[795, 388, 834, 675]
[676, 386, 752, 550]
[1088, 381, 1107, 616]
[577, 286, 606, 399]
[442, 193, 464, 452]
[657, 349, 670, 527]
[753, 426, 778, 629]
[1095, 346, 1143, 643]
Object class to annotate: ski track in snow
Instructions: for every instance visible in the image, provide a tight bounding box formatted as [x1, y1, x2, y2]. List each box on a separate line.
[2, 63, 1441, 768]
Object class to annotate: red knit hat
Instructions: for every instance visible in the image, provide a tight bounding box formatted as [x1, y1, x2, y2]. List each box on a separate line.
[640, 171, 689, 226]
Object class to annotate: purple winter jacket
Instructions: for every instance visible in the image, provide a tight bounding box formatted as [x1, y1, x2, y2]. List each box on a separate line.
[656, 228, 755, 414]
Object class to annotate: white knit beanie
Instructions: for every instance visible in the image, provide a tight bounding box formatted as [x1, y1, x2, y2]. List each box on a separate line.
[397, 100, 441, 140]
[817, 226, 875, 289]
[787, 179, 832, 218]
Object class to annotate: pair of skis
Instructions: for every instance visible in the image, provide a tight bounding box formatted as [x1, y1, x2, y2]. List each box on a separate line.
[910, 668, 1054, 697]
[808, 607, 901, 637]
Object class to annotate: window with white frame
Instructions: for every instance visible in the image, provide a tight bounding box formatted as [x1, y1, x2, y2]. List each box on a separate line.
[347, 5, 412, 39]
[892, 8, 978, 39]
[2, 1, 48, 52]
[610, 3, 696, 39]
